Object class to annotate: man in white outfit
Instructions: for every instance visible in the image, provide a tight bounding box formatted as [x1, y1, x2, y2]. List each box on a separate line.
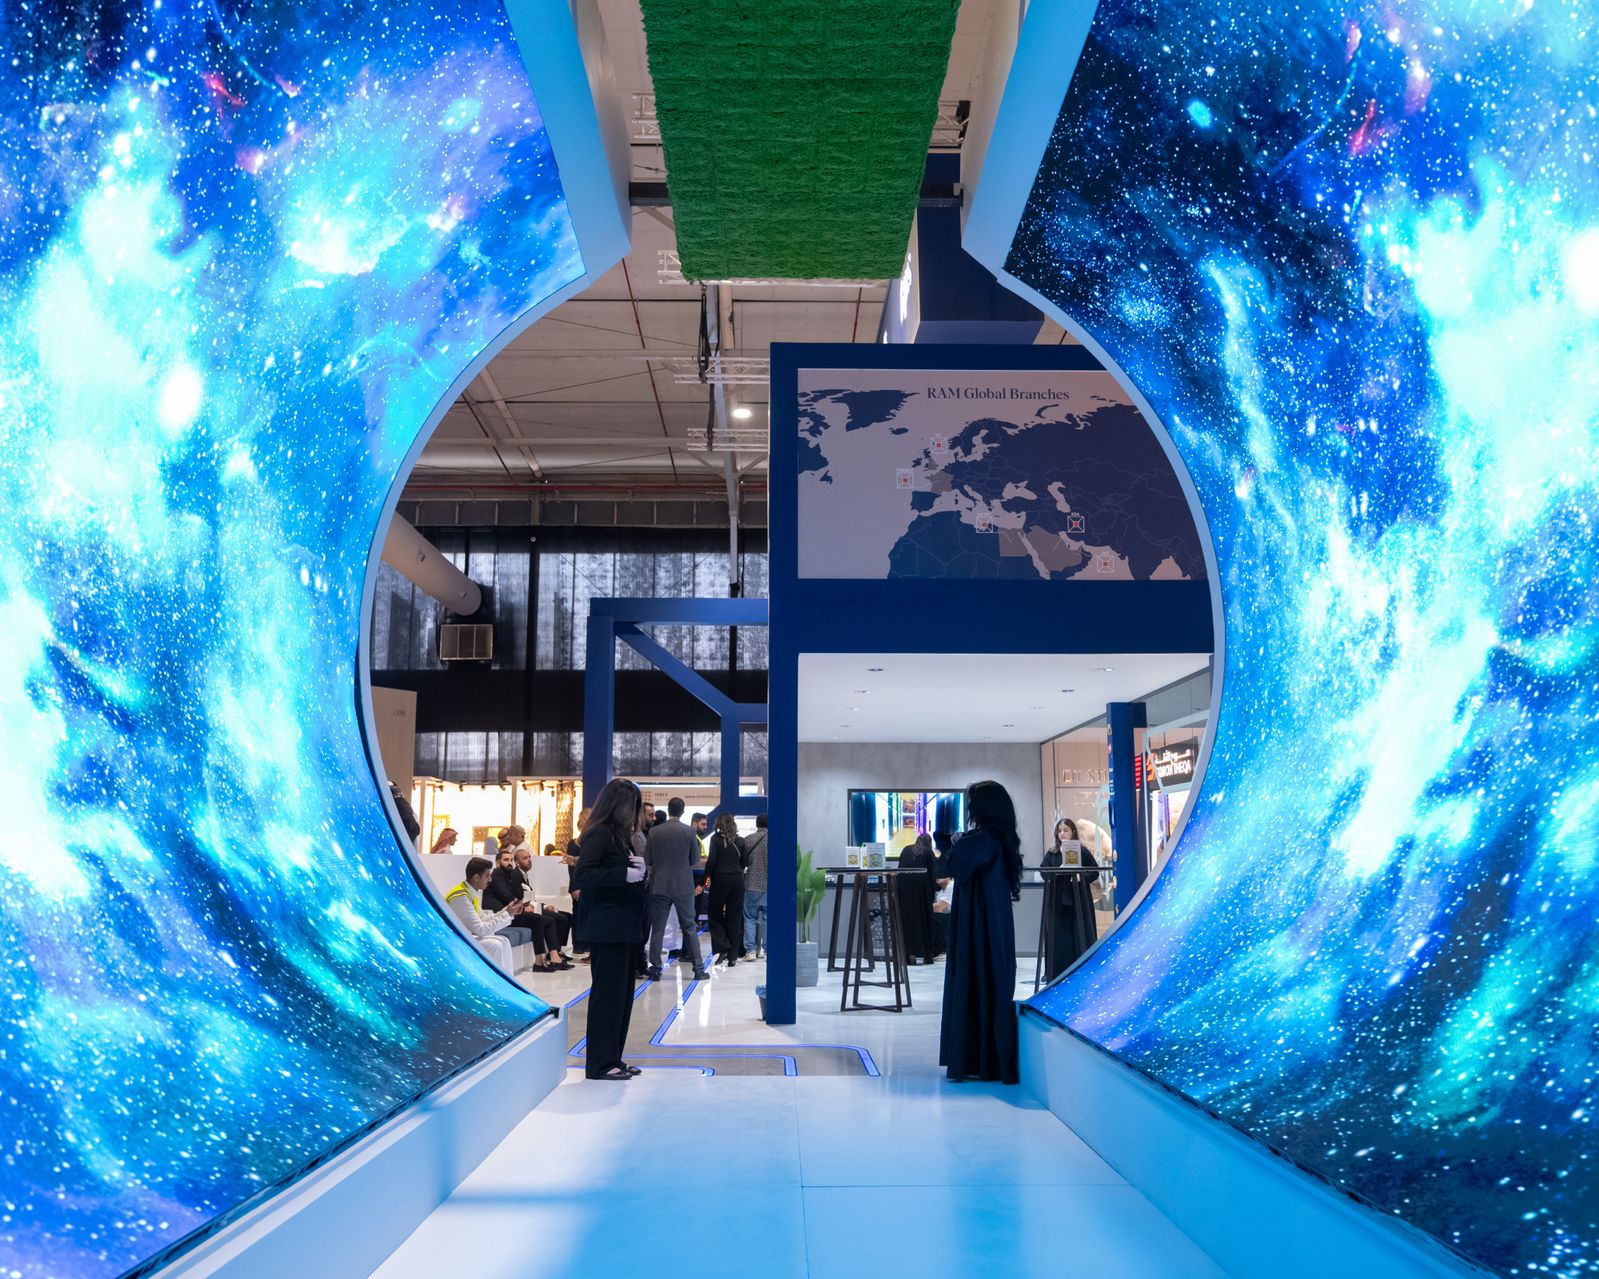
[445, 856, 535, 975]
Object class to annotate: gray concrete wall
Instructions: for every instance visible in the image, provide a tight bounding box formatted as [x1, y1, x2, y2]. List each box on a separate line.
[797, 741, 1046, 864]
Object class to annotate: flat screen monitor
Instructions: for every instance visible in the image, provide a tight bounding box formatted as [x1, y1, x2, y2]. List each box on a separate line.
[847, 790, 966, 853]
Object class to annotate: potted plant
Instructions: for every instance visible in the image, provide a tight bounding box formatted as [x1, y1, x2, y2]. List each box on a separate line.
[795, 847, 827, 987]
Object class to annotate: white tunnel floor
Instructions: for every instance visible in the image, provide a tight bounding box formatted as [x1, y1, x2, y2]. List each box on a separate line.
[369, 959, 1229, 1279]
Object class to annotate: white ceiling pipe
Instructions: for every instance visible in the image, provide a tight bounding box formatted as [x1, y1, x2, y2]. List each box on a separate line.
[380, 513, 483, 615]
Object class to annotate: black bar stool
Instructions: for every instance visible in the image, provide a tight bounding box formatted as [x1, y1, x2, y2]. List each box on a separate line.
[838, 868, 924, 1012]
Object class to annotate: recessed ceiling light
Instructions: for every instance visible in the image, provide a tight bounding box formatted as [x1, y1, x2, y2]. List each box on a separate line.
[1060, 688, 1075, 693]
[1098, 665, 1115, 672]
[854, 689, 870, 694]
[1030, 705, 1045, 710]
[868, 666, 884, 672]
[1002, 723, 1015, 728]
[731, 406, 754, 420]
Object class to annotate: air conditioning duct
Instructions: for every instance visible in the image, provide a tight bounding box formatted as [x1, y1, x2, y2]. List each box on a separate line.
[380, 513, 482, 615]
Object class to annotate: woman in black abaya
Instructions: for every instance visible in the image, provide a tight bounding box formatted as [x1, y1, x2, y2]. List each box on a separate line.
[1041, 818, 1101, 984]
[895, 833, 940, 963]
[939, 780, 1022, 1084]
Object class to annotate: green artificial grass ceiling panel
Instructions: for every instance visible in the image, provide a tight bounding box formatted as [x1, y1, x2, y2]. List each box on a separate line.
[640, 0, 961, 280]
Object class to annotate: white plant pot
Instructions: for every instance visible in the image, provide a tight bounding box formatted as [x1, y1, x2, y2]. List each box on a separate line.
[795, 940, 820, 988]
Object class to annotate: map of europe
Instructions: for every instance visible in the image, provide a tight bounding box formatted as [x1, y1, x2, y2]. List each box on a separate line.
[796, 369, 1207, 581]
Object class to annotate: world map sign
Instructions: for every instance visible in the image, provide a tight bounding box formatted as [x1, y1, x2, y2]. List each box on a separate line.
[796, 369, 1206, 581]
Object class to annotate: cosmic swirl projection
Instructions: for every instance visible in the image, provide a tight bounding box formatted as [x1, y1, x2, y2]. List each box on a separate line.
[1009, 1, 1599, 1275]
[0, 4, 583, 1277]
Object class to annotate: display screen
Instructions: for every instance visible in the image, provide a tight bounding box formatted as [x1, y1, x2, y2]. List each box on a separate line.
[848, 790, 966, 852]
[0, 4, 582, 1277]
[797, 367, 1207, 582]
[1008, 1, 1599, 1274]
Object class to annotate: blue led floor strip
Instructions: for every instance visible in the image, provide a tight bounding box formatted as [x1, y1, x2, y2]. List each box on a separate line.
[567, 978, 654, 1060]
[649, 975, 881, 1078]
[559, 956, 883, 1079]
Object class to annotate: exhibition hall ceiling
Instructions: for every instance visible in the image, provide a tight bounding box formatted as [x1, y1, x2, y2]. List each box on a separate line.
[404, 0, 1073, 502]
[797, 653, 1211, 743]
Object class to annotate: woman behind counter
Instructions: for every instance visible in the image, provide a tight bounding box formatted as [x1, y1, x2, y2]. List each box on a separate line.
[895, 833, 940, 965]
[1041, 818, 1101, 984]
[940, 780, 1023, 1084]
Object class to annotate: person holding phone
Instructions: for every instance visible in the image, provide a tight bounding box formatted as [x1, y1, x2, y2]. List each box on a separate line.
[573, 779, 650, 1081]
[444, 856, 538, 976]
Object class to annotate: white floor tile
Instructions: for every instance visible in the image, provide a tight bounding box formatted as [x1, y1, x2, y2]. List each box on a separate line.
[793, 1077, 1125, 1188]
[802, 1184, 1229, 1279]
[371, 955, 1227, 1279]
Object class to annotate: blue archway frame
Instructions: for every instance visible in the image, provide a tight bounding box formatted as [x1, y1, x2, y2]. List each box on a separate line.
[581, 596, 771, 819]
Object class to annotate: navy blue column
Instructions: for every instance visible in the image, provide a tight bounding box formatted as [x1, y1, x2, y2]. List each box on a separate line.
[1107, 701, 1148, 913]
[581, 612, 616, 802]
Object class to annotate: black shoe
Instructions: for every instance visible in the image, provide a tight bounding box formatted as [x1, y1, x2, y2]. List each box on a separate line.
[691, 969, 709, 981]
[667, 950, 681, 961]
[619, 1063, 643, 1076]
[645, 966, 662, 980]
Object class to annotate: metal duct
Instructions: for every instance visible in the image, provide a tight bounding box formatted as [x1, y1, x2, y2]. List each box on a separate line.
[380, 513, 482, 615]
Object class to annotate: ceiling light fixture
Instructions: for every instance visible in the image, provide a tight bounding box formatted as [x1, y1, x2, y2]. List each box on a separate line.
[731, 406, 754, 420]
[1060, 688, 1075, 693]
[1098, 665, 1116, 672]
[868, 666, 885, 672]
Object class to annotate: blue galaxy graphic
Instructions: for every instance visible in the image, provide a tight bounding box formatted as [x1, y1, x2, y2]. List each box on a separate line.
[1011, 1, 1599, 1275]
[0, 4, 580, 1276]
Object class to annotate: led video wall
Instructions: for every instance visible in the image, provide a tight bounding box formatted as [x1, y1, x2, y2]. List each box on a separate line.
[1008, 2, 1599, 1274]
[0, 4, 585, 1276]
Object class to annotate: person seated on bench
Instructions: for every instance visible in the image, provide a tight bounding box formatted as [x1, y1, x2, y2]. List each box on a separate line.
[484, 847, 571, 971]
[445, 856, 536, 976]
[513, 844, 575, 957]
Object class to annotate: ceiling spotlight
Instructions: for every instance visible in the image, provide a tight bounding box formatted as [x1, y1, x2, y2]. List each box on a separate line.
[1030, 705, 1045, 710]
[868, 666, 885, 672]
[731, 406, 754, 420]
[854, 689, 870, 694]
[848, 706, 861, 712]
[1002, 723, 1015, 728]
[1098, 665, 1116, 672]
[1060, 688, 1075, 693]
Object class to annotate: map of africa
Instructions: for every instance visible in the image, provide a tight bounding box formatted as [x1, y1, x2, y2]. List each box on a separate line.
[796, 368, 1207, 581]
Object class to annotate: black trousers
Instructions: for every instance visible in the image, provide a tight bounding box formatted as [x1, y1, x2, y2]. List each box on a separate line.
[585, 942, 638, 1076]
[707, 877, 746, 960]
[539, 908, 572, 951]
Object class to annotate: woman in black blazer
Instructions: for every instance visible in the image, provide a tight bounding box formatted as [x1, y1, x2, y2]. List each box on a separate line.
[573, 779, 649, 1081]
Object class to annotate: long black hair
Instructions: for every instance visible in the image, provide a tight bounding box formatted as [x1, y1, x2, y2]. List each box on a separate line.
[967, 780, 1023, 892]
[582, 777, 642, 847]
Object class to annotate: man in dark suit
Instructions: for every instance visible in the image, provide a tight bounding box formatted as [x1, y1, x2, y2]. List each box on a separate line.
[644, 797, 707, 980]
